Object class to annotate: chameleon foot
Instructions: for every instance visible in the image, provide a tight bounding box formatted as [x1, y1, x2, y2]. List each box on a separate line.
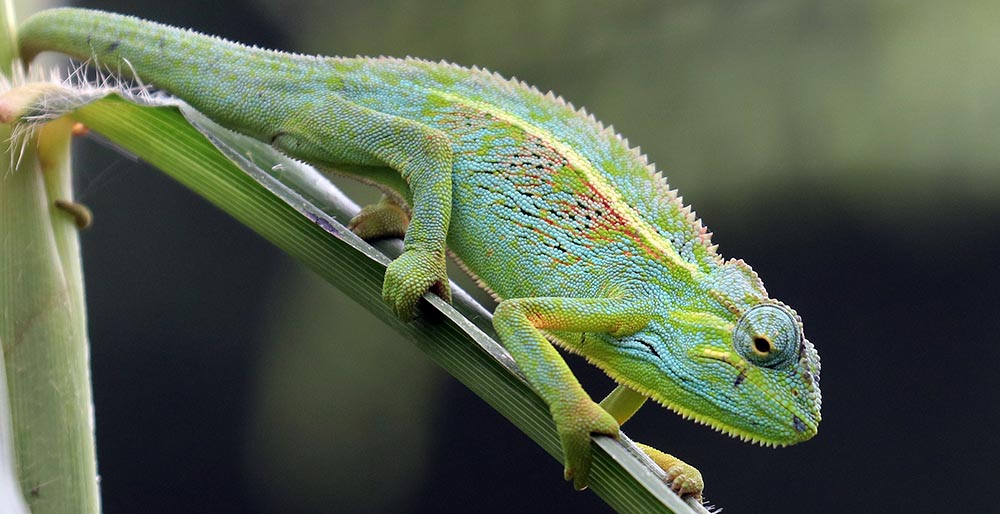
[382, 248, 450, 320]
[555, 400, 620, 490]
[635, 443, 704, 498]
[347, 197, 409, 240]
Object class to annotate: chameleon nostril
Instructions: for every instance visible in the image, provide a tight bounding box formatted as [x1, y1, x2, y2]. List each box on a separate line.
[793, 415, 806, 433]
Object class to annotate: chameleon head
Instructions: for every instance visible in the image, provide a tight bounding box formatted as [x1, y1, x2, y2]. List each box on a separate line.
[607, 259, 821, 446]
[720, 301, 822, 444]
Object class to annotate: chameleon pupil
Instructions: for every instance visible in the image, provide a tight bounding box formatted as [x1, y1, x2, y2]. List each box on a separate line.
[753, 337, 771, 354]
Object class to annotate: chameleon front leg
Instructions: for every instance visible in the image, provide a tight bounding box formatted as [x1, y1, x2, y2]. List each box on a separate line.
[493, 296, 651, 489]
[600, 385, 704, 498]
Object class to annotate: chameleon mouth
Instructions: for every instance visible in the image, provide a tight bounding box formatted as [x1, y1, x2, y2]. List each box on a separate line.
[688, 347, 819, 443]
[650, 396, 791, 448]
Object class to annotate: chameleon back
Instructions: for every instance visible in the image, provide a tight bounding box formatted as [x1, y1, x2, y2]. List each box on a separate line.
[326, 57, 718, 301]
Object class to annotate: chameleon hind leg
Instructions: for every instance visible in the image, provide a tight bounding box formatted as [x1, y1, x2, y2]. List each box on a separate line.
[493, 296, 652, 490]
[281, 99, 455, 319]
[600, 385, 704, 498]
[365, 120, 454, 319]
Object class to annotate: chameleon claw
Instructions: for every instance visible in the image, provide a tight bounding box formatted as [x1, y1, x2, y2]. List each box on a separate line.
[382, 248, 450, 320]
[556, 401, 620, 490]
[663, 461, 704, 499]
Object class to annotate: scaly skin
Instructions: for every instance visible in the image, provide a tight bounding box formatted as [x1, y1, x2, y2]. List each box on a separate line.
[18, 8, 822, 495]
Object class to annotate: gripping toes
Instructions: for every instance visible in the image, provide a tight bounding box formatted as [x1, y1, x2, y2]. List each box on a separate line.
[382, 248, 451, 320]
[556, 401, 620, 490]
[663, 461, 704, 498]
[348, 197, 409, 240]
[634, 443, 704, 498]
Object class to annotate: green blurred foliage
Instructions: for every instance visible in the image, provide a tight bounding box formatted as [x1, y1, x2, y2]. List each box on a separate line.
[256, 0, 1000, 217]
[246, 266, 441, 513]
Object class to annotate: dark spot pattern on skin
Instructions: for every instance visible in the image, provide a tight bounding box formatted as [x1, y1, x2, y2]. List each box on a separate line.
[793, 415, 806, 433]
[733, 368, 747, 387]
[107, 40, 120, 53]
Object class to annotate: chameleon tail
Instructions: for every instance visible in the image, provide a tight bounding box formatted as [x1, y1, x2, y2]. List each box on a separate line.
[17, 8, 317, 141]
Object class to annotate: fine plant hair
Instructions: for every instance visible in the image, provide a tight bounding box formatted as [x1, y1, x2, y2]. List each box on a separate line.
[2, 58, 162, 172]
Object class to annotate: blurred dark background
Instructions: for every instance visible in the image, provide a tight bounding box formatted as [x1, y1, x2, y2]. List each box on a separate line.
[27, 0, 1000, 512]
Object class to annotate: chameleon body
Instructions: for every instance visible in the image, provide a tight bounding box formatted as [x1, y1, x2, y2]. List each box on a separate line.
[18, 8, 821, 495]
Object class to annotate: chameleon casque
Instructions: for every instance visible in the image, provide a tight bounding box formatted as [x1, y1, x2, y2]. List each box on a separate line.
[18, 8, 822, 497]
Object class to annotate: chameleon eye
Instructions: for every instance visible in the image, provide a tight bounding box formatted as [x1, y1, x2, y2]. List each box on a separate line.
[734, 304, 800, 368]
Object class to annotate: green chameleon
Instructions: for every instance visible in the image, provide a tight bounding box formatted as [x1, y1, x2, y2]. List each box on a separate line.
[18, 8, 821, 498]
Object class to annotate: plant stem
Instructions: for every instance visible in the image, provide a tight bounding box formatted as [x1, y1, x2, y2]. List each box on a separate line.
[0, 2, 102, 505]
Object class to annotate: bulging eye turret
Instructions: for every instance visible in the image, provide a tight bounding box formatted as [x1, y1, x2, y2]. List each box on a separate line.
[733, 303, 801, 369]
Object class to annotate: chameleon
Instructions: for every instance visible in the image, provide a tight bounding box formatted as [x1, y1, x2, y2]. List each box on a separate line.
[17, 8, 822, 497]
